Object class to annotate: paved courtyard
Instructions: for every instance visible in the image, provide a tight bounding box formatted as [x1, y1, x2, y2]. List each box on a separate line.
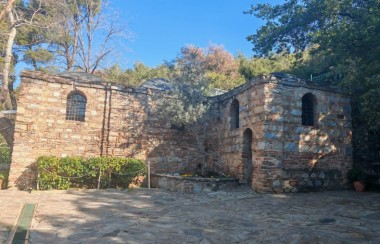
[1, 187, 380, 243]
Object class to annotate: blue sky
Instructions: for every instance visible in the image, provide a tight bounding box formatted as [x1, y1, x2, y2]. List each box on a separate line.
[15, 0, 282, 86]
[112, 0, 282, 68]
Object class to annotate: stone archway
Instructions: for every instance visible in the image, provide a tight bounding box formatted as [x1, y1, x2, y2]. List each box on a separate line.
[242, 128, 253, 186]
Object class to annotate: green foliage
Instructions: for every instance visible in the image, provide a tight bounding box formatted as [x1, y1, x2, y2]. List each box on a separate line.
[0, 146, 11, 165]
[37, 156, 146, 190]
[246, 0, 380, 130]
[0, 169, 9, 189]
[101, 44, 321, 92]
[101, 44, 248, 90]
[360, 84, 380, 131]
[124, 62, 172, 87]
[0, 170, 7, 180]
[237, 53, 295, 80]
[155, 45, 211, 128]
[206, 72, 245, 91]
[347, 167, 368, 184]
[100, 63, 172, 87]
[0, 135, 11, 165]
[23, 48, 54, 69]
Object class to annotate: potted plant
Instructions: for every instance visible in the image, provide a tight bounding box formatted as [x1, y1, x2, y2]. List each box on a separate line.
[347, 167, 368, 192]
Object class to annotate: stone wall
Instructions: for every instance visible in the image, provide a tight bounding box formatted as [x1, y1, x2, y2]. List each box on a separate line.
[9, 71, 201, 189]
[9, 71, 353, 192]
[206, 74, 352, 192]
[205, 80, 267, 187]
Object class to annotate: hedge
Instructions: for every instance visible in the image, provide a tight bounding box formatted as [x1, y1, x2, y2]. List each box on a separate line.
[37, 156, 147, 190]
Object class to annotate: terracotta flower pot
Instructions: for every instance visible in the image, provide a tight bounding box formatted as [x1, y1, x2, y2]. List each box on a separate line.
[353, 181, 365, 192]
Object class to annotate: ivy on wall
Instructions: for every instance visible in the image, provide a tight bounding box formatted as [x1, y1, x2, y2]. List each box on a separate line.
[37, 156, 146, 190]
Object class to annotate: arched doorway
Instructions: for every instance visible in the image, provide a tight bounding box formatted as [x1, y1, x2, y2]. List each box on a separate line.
[302, 93, 317, 126]
[242, 128, 253, 185]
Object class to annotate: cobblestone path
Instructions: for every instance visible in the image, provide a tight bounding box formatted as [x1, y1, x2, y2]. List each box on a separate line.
[1, 187, 380, 243]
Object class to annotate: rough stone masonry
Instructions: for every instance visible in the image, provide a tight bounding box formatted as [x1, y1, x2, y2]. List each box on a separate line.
[8, 71, 352, 192]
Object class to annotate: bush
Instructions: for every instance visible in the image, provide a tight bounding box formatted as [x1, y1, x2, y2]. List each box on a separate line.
[37, 156, 146, 190]
[0, 146, 11, 165]
[0, 170, 9, 189]
[347, 167, 368, 184]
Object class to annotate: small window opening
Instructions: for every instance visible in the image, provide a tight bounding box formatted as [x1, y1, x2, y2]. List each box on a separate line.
[230, 99, 239, 130]
[302, 93, 317, 126]
[66, 91, 87, 122]
[337, 114, 345, 120]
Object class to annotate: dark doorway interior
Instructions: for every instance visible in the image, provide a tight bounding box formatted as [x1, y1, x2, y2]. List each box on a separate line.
[242, 128, 253, 185]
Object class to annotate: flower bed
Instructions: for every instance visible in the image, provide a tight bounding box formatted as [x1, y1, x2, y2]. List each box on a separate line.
[150, 173, 239, 193]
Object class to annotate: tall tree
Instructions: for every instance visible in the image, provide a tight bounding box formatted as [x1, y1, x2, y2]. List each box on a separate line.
[173, 44, 245, 90]
[0, 0, 15, 20]
[155, 46, 211, 175]
[246, 0, 380, 129]
[0, 0, 50, 109]
[49, 0, 125, 73]
[246, 0, 380, 167]
[203, 44, 245, 90]
[237, 52, 295, 81]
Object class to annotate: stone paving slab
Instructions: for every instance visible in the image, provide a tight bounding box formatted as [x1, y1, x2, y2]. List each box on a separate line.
[0, 187, 380, 243]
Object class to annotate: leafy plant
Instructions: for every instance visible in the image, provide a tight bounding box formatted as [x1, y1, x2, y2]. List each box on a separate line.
[0, 144, 11, 165]
[0, 170, 9, 189]
[347, 167, 368, 184]
[37, 156, 146, 190]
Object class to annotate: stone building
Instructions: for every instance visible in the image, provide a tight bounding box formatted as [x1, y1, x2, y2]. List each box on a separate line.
[205, 73, 352, 192]
[8, 71, 352, 192]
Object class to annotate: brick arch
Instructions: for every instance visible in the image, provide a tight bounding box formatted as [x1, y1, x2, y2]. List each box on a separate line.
[0, 117, 14, 147]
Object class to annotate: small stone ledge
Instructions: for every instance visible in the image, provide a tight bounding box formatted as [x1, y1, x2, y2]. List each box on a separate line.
[151, 173, 239, 193]
[20, 70, 150, 95]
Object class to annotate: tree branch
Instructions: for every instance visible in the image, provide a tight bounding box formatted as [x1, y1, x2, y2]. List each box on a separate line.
[0, 0, 15, 20]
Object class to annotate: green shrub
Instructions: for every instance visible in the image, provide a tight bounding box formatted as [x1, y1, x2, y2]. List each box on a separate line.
[37, 156, 146, 190]
[347, 167, 368, 184]
[0, 170, 9, 189]
[0, 146, 11, 165]
[0, 171, 6, 180]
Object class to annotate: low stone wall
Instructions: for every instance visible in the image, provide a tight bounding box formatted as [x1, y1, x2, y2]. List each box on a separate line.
[151, 174, 239, 193]
[269, 168, 345, 193]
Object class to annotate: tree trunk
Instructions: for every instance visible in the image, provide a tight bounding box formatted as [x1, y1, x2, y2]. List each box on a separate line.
[0, 0, 16, 21]
[1, 9, 17, 110]
[68, 23, 79, 71]
[192, 125, 207, 176]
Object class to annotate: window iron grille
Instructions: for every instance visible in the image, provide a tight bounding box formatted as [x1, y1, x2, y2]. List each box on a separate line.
[66, 93, 87, 122]
[302, 93, 315, 126]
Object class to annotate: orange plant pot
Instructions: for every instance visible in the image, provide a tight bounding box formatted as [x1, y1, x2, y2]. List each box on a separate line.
[353, 181, 365, 192]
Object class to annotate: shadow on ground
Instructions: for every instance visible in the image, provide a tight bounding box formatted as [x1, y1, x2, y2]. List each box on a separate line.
[2, 188, 380, 243]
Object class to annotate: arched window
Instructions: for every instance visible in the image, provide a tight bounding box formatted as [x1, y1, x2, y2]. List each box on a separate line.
[302, 93, 317, 126]
[230, 99, 239, 130]
[66, 91, 87, 122]
[242, 128, 253, 185]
